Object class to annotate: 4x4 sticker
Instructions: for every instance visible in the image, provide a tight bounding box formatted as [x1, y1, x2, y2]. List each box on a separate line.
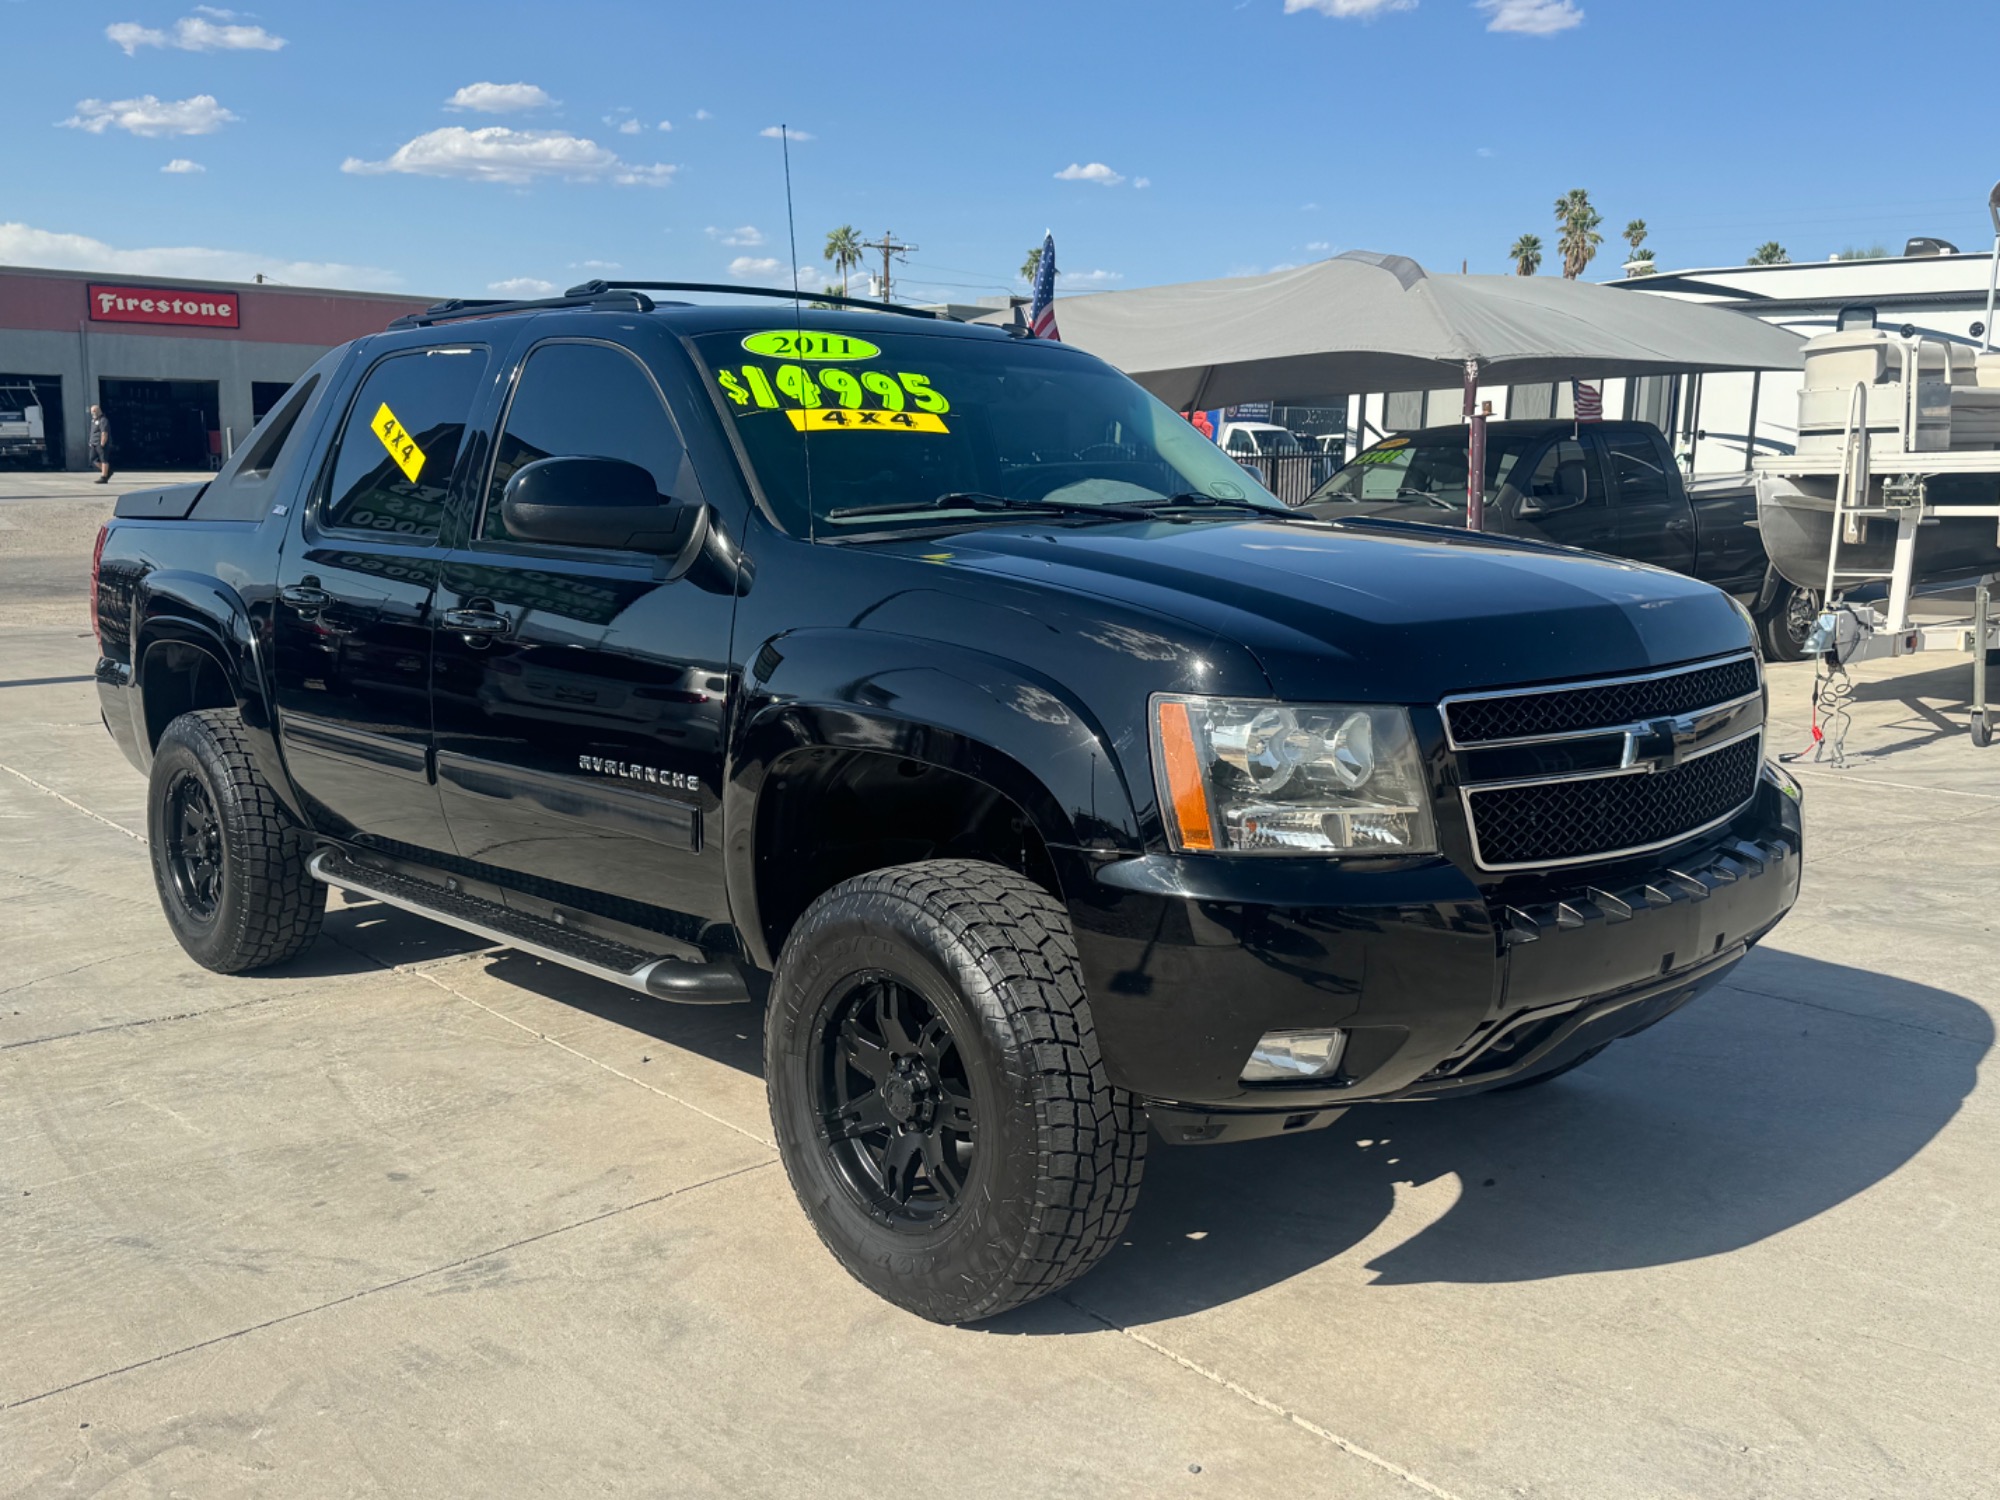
[741, 330, 881, 362]
[786, 409, 948, 433]
[371, 402, 426, 482]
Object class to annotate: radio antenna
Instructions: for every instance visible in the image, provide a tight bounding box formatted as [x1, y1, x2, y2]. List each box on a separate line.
[779, 123, 816, 542]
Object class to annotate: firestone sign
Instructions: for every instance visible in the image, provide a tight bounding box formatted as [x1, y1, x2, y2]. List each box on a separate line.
[88, 284, 240, 329]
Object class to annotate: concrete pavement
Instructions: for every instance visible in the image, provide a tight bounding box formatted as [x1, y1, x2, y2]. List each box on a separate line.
[1, 477, 1995, 1498]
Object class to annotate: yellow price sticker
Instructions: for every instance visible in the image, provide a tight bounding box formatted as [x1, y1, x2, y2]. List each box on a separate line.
[372, 402, 427, 483]
[786, 409, 949, 434]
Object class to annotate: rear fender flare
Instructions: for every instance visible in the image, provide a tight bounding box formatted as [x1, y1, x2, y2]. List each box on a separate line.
[133, 574, 302, 820]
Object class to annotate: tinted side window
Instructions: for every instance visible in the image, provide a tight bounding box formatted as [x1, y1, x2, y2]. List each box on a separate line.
[322, 346, 489, 539]
[481, 342, 686, 543]
[1525, 439, 1596, 507]
[1604, 437, 1673, 508]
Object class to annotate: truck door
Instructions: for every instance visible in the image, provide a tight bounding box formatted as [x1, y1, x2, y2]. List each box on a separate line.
[429, 335, 737, 932]
[1600, 429, 1696, 575]
[1508, 436, 1615, 554]
[270, 342, 492, 854]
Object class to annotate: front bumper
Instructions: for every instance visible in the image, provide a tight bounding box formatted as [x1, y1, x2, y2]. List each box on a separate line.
[1065, 768, 1803, 1135]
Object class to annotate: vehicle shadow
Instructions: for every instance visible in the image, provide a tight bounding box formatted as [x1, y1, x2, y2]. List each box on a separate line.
[1008, 949, 1990, 1327]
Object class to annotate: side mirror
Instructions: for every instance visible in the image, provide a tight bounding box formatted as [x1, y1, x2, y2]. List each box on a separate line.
[501, 455, 695, 552]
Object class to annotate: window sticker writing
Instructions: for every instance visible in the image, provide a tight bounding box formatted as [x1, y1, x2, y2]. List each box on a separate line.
[785, 409, 949, 434]
[1351, 447, 1411, 466]
[371, 402, 427, 482]
[740, 330, 882, 362]
[714, 363, 952, 424]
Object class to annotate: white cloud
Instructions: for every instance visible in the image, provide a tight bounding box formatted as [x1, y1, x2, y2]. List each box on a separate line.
[340, 127, 677, 187]
[1283, 0, 1416, 16]
[0, 220, 401, 290]
[446, 82, 554, 113]
[1055, 161, 1124, 186]
[1306, 240, 1331, 252]
[1476, 145, 1495, 157]
[727, 256, 783, 278]
[759, 125, 812, 140]
[1477, 0, 1583, 32]
[62, 95, 236, 137]
[106, 22, 166, 53]
[106, 14, 284, 51]
[706, 224, 765, 247]
[1133, 176, 1152, 189]
[694, 109, 713, 121]
[656, 120, 672, 131]
[489, 277, 558, 297]
[161, 158, 205, 174]
[617, 119, 642, 135]
[573, 259, 620, 271]
[1062, 268, 1123, 288]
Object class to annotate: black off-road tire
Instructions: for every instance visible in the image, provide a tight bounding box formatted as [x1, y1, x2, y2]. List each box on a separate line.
[147, 708, 326, 973]
[766, 859, 1146, 1324]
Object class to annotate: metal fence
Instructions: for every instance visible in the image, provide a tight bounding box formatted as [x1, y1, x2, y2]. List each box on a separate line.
[1231, 452, 1341, 507]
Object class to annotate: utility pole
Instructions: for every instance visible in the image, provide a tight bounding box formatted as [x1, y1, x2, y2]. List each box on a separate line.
[860, 229, 917, 303]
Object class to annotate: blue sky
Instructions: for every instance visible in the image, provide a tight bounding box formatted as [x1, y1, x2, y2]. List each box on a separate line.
[4, 0, 1996, 302]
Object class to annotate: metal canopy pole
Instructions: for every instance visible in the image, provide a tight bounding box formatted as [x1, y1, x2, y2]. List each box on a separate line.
[1984, 180, 2000, 354]
[1463, 358, 1487, 531]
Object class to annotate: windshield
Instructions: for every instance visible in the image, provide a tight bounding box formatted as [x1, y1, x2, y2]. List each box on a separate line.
[1309, 431, 1543, 512]
[690, 327, 1286, 536]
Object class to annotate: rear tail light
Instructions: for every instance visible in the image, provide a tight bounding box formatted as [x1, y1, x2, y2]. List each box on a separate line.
[89, 523, 108, 644]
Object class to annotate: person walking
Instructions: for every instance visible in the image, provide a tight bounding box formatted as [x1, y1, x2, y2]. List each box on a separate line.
[88, 404, 114, 484]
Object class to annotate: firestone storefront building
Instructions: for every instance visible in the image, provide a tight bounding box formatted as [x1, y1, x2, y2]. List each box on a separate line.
[0, 266, 434, 471]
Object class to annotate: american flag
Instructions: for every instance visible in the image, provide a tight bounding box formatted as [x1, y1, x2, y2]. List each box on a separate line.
[1030, 230, 1060, 341]
[1572, 380, 1604, 421]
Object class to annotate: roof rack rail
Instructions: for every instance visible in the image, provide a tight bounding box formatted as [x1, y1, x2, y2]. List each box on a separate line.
[388, 288, 655, 329]
[562, 279, 942, 320]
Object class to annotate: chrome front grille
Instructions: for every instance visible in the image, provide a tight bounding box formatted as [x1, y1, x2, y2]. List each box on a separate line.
[1443, 652, 1765, 871]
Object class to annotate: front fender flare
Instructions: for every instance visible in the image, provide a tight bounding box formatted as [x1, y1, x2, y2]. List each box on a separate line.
[723, 628, 1144, 969]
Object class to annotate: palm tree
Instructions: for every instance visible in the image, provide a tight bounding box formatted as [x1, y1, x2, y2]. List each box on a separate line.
[822, 225, 863, 298]
[1554, 188, 1603, 279]
[1021, 246, 1044, 285]
[1622, 218, 1649, 277]
[1748, 241, 1791, 265]
[1509, 234, 1543, 276]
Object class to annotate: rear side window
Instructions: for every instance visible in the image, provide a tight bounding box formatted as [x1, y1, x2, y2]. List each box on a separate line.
[480, 341, 688, 543]
[237, 374, 318, 481]
[1604, 436, 1673, 509]
[322, 346, 489, 539]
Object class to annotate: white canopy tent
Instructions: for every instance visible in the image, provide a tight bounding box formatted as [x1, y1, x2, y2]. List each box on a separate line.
[1043, 251, 1809, 527]
[1051, 251, 1809, 410]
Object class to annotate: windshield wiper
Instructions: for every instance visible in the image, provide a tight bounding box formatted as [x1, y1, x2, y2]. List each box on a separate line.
[826, 491, 1159, 522]
[1147, 491, 1293, 515]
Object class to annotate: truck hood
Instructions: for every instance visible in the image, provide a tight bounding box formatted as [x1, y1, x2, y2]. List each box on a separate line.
[902, 515, 1753, 701]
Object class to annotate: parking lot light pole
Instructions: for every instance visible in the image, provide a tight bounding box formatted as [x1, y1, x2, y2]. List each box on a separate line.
[1464, 357, 1487, 531]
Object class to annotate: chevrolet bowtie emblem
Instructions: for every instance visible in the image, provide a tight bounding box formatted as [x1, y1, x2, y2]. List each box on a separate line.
[1621, 714, 1701, 772]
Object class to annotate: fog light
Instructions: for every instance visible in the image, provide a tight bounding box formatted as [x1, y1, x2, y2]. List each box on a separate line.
[1240, 1028, 1348, 1083]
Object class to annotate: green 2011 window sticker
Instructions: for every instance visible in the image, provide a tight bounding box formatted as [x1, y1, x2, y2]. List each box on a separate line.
[741, 330, 881, 362]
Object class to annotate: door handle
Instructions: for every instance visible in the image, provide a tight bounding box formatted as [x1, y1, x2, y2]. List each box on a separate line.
[442, 607, 511, 636]
[278, 583, 334, 610]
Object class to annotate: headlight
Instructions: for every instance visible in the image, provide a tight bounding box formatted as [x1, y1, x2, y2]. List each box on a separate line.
[1151, 696, 1436, 855]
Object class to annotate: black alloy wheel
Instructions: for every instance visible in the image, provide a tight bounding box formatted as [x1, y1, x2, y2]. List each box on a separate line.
[766, 859, 1145, 1323]
[165, 769, 225, 921]
[815, 973, 977, 1227]
[147, 708, 326, 973]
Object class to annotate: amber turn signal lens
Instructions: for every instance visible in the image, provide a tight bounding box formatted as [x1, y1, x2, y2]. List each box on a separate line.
[1155, 698, 1215, 851]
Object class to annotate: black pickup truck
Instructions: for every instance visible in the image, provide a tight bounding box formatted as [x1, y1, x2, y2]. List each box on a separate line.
[1306, 420, 1817, 660]
[91, 286, 1803, 1323]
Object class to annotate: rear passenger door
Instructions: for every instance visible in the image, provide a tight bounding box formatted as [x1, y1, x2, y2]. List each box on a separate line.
[1600, 429, 1696, 575]
[430, 334, 737, 934]
[271, 341, 492, 854]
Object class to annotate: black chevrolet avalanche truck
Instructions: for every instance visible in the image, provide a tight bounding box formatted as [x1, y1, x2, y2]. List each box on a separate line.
[91, 286, 1803, 1322]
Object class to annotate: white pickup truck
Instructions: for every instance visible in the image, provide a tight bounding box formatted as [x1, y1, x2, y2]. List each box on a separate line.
[0, 385, 50, 467]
